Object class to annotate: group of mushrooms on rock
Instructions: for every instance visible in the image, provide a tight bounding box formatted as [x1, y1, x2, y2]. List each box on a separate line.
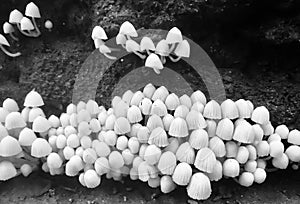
[92, 21, 190, 74]
[0, 85, 300, 201]
[0, 2, 53, 58]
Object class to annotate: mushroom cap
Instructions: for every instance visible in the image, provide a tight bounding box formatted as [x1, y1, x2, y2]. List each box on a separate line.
[206, 119, 217, 137]
[150, 99, 167, 117]
[174, 105, 189, 119]
[157, 151, 177, 175]
[139, 98, 152, 115]
[25, 2, 41, 18]
[0, 107, 9, 122]
[29, 107, 46, 122]
[256, 141, 270, 157]
[246, 144, 257, 160]
[239, 172, 254, 187]
[194, 147, 217, 173]
[287, 129, 300, 145]
[128, 137, 140, 154]
[3, 22, 14, 34]
[162, 114, 174, 131]
[67, 133, 80, 148]
[160, 175, 176, 194]
[146, 114, 164, 132]
[86, 99, 100, 115]
[31, 138, 52, 158]
[233, 121, 255, 144]
[169, 117, 189, 137]
[216, 118, 234, 141]
[122, 90, 134, 105]
[143, 83, 156, 99]
[235, 146, 249, 164]
[186, 110, 207, 130]
[165, 93, 180, 111]
[125, 39, 140, 52]
[172, 162, 192, 185]
[144, 144, 162, 165]
[129, 123, 142, 137]
[20, 164, 33, 177]
[189, 129, 209, 150]
[275, 124, 289, 139]
[122, 148, 134, 165]
[93, 140, 111, 157]
[47, 152, 63, 169]
[20, 17, 34, 31]
[32, 116, 51, 132]
[65, 155, 84, 176]
[244, 160, 257, 173]
[207, 160, 223, 182]
[151, 86, 169, 102]
[114, 117, 131, 135]
[285, 145, 300, 162]
[44, 20, 53, 29]
[116, 33, 127, 45]
[24, 89, 44, 107]
[190, 90, 207, 105]
[119, 21, 138, 37]
[89, 118, 101, 133]
[82, 148, 97, 164]
[140, 36, 155, 51]
[0, 161, 17, 181]
[220, 99, 239, 119]
[94, 157, 110, 175]
[0, 124, 8, 141]
[174, 39, 190, 57]
[165, 27, 183, 44]
[0, 34, 10, 46]
[203, 100, 221, 119]
[130, 91, 145, 106]
[0, 136, 22, 157]
[3, 98, 19, 112]
[9, 9, 23, 24]
[179, 94, 192, 109]
[5, 112, 26, 130]
[235, 99, 252, 118]
[145, 53, 164, 71]
[114, 100, 129, 118]
[109, 150, 124, 169]
[148, 177, 161, 188]
[269, 141, 284, 158]
[148, 126, 169, 147]
[253, 168, 267, 184]
[225, 141, 239, 158]
[137, 126, 151, 143]
[191, 102, 205, 113]
[63, 146, 75, 160]
[251, 106, 270, 125]
[127, 105, 143, 123]
[176, 142, 195, 164]
[209, 136, 226, 157]
[155, 39, 170, 56]
[187, 172, 212, 200]
[56, 134, 67, 149]
[18, 127, 37, 146]
[223, 158, 240, 177]
[272, 153, 289, 169]
[91, 25, 107, 40]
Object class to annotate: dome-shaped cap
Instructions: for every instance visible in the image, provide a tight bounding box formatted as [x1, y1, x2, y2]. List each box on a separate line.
[91, 25, 107, 40]
[32, 116, 51, 133]
[5, 112, 26, 130]
[140, 36, 155, 52]
[165, 27, 182, 44]
[18, 127, 37, 146]
[25, 2, 41, 18]
[155, 39, 170, 56]
[187, 172, 212, 200]
[24, 89, 44, 107]
[119, 21, 138, 37]
[31, 138, 52, 158]
[0, 136, 22, 157]
[28, 107, 45, 122]
[20, 17, 34, 31]
[0, 107, 9, 123]
[3, 98, 19, 112]
[9, 9, 23, 24]
[0, 124, 8, 141]
[0, 161, 17, 181]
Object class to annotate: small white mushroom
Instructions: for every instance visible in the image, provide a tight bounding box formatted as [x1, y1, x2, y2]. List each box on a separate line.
[0, 34, 21, 57]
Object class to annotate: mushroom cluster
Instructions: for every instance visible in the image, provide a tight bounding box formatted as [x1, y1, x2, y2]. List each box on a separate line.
[92, 21, 190, 74]
[0, 2, 46, 57]
[1, 85, 300, 201]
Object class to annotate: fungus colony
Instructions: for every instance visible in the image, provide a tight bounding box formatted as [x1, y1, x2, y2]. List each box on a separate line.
[0, 86, 300, 201]
[0, 2, 52, 57]
[92, 21, 190, 74]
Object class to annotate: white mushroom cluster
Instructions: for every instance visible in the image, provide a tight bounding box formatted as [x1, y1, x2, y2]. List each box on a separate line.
[0, 85, 300, 201]
[0, 2, 48, 57]
[92, 21, 190, 74]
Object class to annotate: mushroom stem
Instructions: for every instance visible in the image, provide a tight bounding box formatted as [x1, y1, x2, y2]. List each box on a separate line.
[265, 168, 279, 173]
[169, 43, 176, 53]
[133, 51, 146, 59]
[16, 23, 36, 37]
[168, 55, 181, 62]
[121, 44, 126, 49]
[31, 17, 41, 37]
[126, 35, 132, 41]
[9, 33, 19, 41]
[146, 49, 152, 55]
[160, 56, 166, 64]
[153, 68, 161, 74]
[107, 47, 121, 52]
[103, 52, 117, 60]
[0, 45, 21, 57]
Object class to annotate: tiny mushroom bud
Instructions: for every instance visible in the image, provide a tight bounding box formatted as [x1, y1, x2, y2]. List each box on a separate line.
[44, 20, 53, 31]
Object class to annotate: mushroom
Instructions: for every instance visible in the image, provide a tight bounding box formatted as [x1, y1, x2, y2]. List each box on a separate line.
[0, 34, 21, 57]
[116, 33, 127, 49]
[25, 2, 41, 37]
[169, 39, 190, 62]
[9, 9, 30, 37]
[44, 20, 53, 31]
[145, 53, 164, 74]
[20, 17, 37, 37]
[3, 22, 18, 41]
[119, 21, 138, 40]
[24, 89, 44, 107]
[165, 27, 183, 53]
[0, 161, 18, 181]
[155, 39, 170, 64]
[140, 36, 155, 55]
[91, 25, 107, 43]
[125, 39, 146, 59]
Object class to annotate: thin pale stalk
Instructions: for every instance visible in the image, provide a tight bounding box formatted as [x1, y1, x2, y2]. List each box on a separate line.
[0, 45, 21, 57]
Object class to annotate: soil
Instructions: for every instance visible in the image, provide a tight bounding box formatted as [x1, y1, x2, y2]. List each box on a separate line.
[0, 0, 300, 203]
